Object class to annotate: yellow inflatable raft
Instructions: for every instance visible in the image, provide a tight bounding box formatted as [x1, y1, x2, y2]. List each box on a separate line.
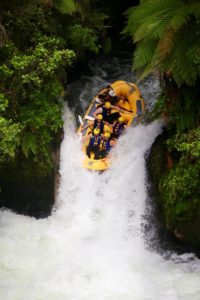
[77, 80, 145, 171]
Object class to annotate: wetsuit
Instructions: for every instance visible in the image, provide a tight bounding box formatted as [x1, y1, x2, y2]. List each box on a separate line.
[86, 135, 101, 159]
[111, 121, 125, 139]
[93, 119, 104, 134]
[100, 139, 112, 158]
[101, 105, 120, 124]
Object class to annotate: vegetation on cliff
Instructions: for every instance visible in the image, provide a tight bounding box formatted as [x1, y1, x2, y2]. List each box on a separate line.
[0, 0, 107, 173]
[123, 0, 200, 244]
[0, 0, 111, 216]
[1, 0, 199, 236]
[0, 0, 136, 216]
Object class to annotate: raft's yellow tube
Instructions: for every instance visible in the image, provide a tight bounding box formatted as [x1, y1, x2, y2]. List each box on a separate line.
[77, 80, 145, 171]
[111, 80, 145, 114]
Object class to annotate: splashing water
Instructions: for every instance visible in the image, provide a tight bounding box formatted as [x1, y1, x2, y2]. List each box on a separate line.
[0, 56, 200, 299]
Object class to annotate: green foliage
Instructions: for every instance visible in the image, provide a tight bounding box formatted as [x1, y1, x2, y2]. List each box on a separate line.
[167, 128, 200, 161]
[0, 0, 108, 173]
[39, 0, 76, 15]
[152, 83, 200, 133]
[123, 0, 200, 87]
[0, 118, 22, 161]
[68, 24, 100, 55]
[0, 93, 22, 160]
[160, 127, 200, 224]
[102, 37, 112, 55]
[9, 36, 75, 86]
[0, 93, 8, 112]
[21, 132, 37, 157]
[53, 0, 76, 14]
[0, 35, 74, 169]
[127, 0, 200, 235]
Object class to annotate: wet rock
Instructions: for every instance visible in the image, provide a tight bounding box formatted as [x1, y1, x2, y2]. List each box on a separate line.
[147, 130, 200, 249]
[0, 131, 63, 218]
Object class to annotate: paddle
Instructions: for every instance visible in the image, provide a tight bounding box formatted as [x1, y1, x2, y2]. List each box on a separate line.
[95, 97, 101, 104]
[78, 132, 83, 141]
[85, 115, 95, 121]
[78, 114, 95, 124]
[78, 115, 83, 125]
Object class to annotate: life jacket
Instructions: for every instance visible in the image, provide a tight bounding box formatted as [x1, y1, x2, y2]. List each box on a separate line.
[89, 135, 101, 147]
[93, 119, 104, 133]
[113, 122, 125, 136]
[102, 106, 111, 119]
[101, 139, 111, 152]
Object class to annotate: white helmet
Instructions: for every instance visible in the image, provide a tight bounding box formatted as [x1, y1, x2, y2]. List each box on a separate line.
[108, 90, 116, 97]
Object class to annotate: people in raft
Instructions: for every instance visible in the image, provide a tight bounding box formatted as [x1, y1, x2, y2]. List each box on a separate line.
[96, 85, 118, 105]
[100, 132, 115, 158]
[93, 114, 104, 134]
[111, 116, 126, 139]
[96, 86, 131, 109]
[86, 130, 115, 159]
[81, 113, 104, 134]
[86, 128, 101, 159]
[93, 101, 121, 124]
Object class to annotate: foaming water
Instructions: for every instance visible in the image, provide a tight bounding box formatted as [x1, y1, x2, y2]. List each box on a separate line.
[1, 107, 200, 299]
[1, 55, 200, 299]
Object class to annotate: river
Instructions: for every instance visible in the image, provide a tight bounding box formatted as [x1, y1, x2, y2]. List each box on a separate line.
[0, 54, 200, 299]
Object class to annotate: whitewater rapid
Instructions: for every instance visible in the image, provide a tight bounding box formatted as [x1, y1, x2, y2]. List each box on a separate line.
[1, 55, 200, 299]
[0, 106, 200, 300]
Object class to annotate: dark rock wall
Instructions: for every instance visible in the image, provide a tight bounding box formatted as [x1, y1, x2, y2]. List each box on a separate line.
[147, 130, 200, 249]
[0, 162, 54, 218]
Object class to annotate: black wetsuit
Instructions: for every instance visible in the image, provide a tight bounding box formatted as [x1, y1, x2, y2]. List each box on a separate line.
[100, 105, 120, 124]
[111, 121, 125, 139]
[86, 135, 101, 159]
[100, 139, 112, 158]
[93, 119, 104, 134]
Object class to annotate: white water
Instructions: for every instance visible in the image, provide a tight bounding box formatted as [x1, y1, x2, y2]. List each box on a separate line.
[0, 107, 200, 299]
[1, 56, 200, 299]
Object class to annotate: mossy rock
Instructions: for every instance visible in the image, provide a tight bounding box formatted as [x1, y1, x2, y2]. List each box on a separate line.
[148, 130, 200, 248]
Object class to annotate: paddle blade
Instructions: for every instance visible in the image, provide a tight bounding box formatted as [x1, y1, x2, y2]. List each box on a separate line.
[78, 115, 83, 125]
[85, 115, 95, 121]
[78, 132, 83, 142]
[95, 97, 101, 104]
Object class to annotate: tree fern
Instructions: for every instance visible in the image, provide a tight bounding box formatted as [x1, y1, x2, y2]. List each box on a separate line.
[133, 38, 158, 69]
[123, 0, 200, 87]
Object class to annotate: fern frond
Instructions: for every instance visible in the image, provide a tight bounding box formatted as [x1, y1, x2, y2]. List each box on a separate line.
[170, 5, 190, 30]
[133, 38, 157, 69]
[53, 0, 76, 15]
[125, 0, 183, 26]
[22, 132, 37, 157]
[157, 27, 175, 59]
[123, 0, 200, 85]
[167, 28, 199, 86]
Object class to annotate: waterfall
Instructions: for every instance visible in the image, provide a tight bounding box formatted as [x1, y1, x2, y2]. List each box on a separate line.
[0, 55, 200, 300]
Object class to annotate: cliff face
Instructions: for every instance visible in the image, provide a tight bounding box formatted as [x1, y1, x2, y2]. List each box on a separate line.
[147, 131, 200, 248]
[0, 161, 55, 218]
[0, 131, 62, 218]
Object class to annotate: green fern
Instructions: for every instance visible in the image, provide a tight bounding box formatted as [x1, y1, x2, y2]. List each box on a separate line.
[22, 132, 37, 157]
[123, 0, 200, 87]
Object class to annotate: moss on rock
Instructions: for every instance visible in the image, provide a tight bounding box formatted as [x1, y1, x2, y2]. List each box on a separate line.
[148, 130, 200, 247]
